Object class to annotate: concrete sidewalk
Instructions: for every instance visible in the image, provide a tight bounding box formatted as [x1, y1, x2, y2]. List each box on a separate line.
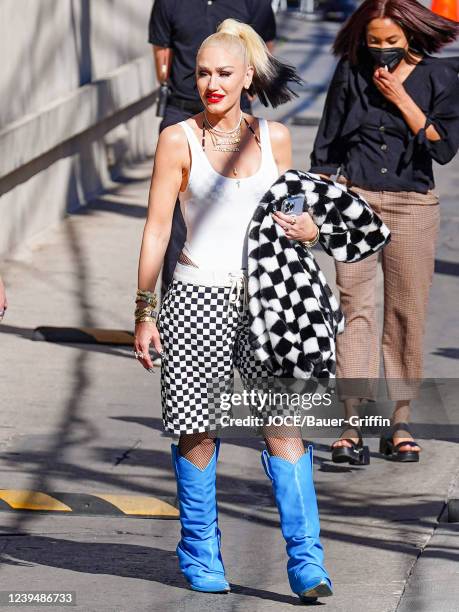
[1, 12, 458, 612]
[1, 163, 458, 612]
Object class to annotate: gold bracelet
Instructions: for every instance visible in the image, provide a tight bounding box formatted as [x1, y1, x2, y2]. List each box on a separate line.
[135, 309, 157, 319]
[135, 305, 156, 313]
[135, 297, 157, 307]
[135, 316, 157, 324]
[135, 314, 158, 322]
[302, 227, 320, 248]
[135, 289, 158, 308]
[136, 299, 157, 308]
[137, 288, 156, 298]
[135, 306, 158, 318]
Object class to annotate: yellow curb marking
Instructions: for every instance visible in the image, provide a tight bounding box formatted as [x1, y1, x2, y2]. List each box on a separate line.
[0, 490, 178, 517]
[0, 490, 72, 512]
[97, 494, 179, 517]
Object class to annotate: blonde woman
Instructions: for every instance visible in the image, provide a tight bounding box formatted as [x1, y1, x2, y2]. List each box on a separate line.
[134, 20, 332, 603]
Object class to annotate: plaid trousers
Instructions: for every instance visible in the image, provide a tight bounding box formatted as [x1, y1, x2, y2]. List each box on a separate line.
[335, 185, 440, 401]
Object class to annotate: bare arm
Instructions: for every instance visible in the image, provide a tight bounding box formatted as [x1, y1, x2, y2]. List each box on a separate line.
[269, 120, 292, 175]
[269, 121, 318, 242]
[152, 45, 173, 83]
[134, 124, 188, 369]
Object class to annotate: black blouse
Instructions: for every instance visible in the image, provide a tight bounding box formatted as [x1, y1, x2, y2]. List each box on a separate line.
[310, 54, 459, 193]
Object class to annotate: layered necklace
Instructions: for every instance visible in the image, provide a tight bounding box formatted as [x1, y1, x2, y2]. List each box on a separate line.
[201, 112, 260, 177]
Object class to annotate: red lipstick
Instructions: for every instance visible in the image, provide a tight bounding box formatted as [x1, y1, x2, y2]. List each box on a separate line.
[206, 93, 225, 103]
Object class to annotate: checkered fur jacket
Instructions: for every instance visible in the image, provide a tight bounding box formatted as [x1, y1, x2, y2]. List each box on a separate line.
[247, 170, 391, 379]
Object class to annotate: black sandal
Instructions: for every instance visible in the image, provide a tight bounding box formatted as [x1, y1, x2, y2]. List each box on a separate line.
[330, 427, 370, 465]
[379, 422, 420, 462]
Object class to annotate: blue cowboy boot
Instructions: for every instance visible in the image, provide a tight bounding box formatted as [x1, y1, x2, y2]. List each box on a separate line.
[261, 445, 333, 603]
[171, 438, 230, 593]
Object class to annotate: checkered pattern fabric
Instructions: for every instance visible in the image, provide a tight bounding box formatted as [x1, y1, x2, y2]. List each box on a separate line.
[247, 170, 391, 379]
[158, 280, 279, 435]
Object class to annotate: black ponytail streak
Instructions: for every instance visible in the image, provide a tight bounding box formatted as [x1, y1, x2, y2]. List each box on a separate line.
[250, 56, 303, 108]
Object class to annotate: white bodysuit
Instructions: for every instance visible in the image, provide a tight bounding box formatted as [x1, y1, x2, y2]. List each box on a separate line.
[177, 118, 279, 271]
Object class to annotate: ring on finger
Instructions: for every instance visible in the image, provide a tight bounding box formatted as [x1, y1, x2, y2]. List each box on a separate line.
[134, 350, 145, 359]
[290, 216, 297, 225]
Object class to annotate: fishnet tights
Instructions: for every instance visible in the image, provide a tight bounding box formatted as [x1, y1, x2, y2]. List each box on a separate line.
[178, 426, 305, 469]
[262, 424, 306, 463]
[178, 432, 218, 470]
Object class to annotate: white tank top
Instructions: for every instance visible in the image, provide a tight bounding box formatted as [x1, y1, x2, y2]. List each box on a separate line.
[178, 118, 279, 271]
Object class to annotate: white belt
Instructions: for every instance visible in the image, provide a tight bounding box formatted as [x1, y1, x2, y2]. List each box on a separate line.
[173, 263, 248, 314]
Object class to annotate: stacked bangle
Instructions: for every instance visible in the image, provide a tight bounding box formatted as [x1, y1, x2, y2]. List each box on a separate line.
[135, 289, 158, 323]
[135, 305, 158, 324]
[302, 227, 320, 249]
[135, 289, 158, 308]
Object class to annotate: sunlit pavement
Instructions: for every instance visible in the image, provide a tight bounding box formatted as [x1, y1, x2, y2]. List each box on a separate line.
[0, 13, 458, 612]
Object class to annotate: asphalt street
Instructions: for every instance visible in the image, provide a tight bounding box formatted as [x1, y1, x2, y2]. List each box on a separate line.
[0, 11, 458, 612]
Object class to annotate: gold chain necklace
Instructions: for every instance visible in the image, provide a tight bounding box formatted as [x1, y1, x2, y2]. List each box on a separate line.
[201, 115, 261, 178]
[203, 112, 243, 153]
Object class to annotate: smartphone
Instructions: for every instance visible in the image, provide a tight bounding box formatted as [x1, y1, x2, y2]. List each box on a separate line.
[280, 195, 304, 216]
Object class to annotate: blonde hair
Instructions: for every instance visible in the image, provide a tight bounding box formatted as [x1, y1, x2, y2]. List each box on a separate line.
[201, 19, 274, 82]
[198, 19, 301, 108]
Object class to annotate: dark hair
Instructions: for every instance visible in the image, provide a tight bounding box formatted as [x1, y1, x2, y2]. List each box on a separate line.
[333, 0, 459, 65]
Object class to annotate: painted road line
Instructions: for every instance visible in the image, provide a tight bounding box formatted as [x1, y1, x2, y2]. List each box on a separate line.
[96, 494, 179, 517]
[33, 327, 134, 345]
[0, 490, 72, 512]
[0, 490, 179, 519]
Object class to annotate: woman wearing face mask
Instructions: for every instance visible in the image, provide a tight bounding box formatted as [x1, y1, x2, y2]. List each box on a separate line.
[310, 0, 459, 464]
[134, 19, 333, 602]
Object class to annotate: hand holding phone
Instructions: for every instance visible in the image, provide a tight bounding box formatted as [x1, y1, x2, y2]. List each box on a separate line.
[273, 195, 318, 243]
[280, 195, 304, 216]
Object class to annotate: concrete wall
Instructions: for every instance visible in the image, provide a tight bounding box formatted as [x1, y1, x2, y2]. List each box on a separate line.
[0, 0, 159, 257]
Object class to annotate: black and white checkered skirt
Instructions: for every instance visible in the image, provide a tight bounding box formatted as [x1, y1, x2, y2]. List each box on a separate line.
[157, 274, 272, 435]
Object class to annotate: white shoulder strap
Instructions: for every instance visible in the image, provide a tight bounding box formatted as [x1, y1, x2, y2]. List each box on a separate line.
[179, 121, 203, 156]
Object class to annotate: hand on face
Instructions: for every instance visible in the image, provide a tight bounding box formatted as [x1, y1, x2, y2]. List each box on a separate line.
[366, 17, 410, 107]
[373, 68, 407, 106]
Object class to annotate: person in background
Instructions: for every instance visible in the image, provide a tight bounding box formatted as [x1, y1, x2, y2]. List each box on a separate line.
[148, 0, 276, 293]
[310, 0, 459, 464]
[0, 276, 7, 323]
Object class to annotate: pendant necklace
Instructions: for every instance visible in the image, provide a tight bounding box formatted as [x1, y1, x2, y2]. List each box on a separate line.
[202, 112, 242, 177]
[201, 114, 261, 183]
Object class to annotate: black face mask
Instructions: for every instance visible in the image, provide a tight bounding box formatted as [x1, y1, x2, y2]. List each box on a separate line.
[367, 47, 406, 71]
